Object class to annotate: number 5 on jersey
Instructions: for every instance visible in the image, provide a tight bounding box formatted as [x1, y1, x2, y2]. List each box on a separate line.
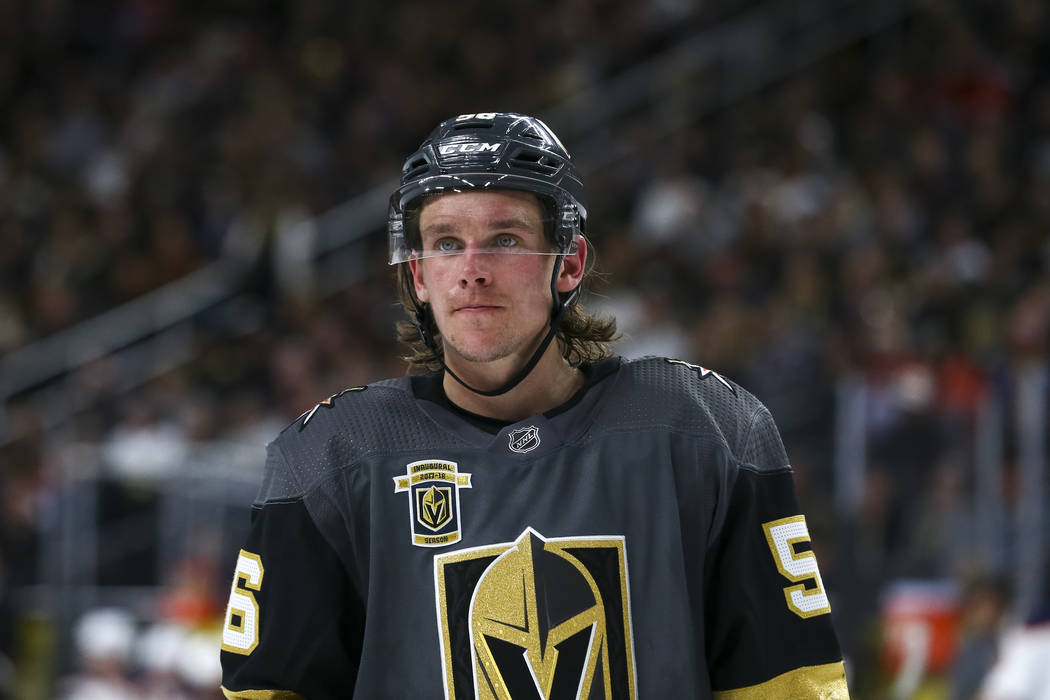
[222, 550, 264, 655]
[762, 515, 832, 619]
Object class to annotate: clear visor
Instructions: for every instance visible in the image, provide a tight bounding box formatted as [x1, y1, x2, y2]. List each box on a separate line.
[389, 219, 579, 264]
[388, 207, 582, 265]
[387, 173, 584, 265]
[394, 246, 578, 263]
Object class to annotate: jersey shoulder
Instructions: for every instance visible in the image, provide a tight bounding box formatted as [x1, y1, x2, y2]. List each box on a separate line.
[257, 376, 468, 502]
[610, 356, 788, 472]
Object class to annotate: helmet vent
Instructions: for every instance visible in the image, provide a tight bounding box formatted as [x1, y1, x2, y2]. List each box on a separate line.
[403, 156, 430, 180]
[452, 118, 494, 130]
[508, 148, 561, 176]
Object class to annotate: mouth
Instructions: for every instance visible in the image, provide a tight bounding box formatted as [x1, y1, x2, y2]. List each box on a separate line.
[454, 304, 503, 313]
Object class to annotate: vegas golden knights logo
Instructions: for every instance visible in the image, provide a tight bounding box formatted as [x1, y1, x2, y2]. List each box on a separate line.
[419, 485, 453, 530]
[394, 460, 472, 547]
[434, 528, 637, 699]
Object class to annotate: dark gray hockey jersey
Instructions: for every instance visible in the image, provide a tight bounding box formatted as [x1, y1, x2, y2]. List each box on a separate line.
[220, 356, 849, 699]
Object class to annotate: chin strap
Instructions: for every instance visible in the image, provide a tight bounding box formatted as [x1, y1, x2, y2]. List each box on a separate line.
[406, 259, 578, 397]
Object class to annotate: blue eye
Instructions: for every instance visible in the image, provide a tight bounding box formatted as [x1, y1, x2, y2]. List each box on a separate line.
[437, 239, 460, 252]
[496, 235, 517, 248]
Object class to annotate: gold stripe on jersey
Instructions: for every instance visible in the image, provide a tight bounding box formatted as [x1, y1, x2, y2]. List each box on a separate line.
[713, 661, 849, 699]
[221, 687, 305, 699]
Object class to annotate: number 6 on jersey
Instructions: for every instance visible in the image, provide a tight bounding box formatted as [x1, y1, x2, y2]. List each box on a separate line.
[762, 515, 832, 619]
[222, 550, 264, 655]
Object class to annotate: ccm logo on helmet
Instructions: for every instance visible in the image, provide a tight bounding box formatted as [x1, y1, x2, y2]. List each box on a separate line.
[438, 142, 502, 155]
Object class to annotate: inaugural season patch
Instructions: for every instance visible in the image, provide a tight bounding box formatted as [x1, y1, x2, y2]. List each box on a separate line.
[434, 528, 638, 699]
[394, 460, 472, 547]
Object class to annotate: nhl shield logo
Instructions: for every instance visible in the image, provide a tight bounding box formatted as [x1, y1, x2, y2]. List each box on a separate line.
[394, 460, 472, 547]
[508, 425, 541, 454]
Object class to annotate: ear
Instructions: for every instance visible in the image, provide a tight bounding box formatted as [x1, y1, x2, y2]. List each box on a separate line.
[556, 236, 587, 294]
[408, 258, 429, 303]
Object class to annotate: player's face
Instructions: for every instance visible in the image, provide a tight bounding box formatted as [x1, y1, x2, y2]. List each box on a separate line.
[409, 191, 570, 366]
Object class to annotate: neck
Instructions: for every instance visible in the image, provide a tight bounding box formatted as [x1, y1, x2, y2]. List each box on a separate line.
[442, 342, 583, 421]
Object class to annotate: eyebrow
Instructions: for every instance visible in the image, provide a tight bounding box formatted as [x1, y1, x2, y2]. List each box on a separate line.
[420, 217, 538, 238]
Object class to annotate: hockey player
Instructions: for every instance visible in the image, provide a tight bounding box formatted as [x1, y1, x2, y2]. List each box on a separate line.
[220, 112, 850, 699]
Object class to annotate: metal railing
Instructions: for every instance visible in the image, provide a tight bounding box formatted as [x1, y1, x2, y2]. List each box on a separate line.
[834, 362, 1050, 623]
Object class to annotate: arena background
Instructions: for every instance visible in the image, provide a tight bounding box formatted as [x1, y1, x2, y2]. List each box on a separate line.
[1, 0, 1048, 698]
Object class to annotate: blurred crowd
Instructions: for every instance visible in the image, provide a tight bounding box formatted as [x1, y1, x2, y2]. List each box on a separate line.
[0, 0, 745, 350]
[57, 607, 221, 700]
[2, 0, 1050, 698]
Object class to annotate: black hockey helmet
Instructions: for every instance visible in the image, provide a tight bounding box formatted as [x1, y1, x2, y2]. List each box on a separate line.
[388, 112, 586, 264]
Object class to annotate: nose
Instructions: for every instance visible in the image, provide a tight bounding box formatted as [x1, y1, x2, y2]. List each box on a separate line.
[457, 250, 491, 288]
